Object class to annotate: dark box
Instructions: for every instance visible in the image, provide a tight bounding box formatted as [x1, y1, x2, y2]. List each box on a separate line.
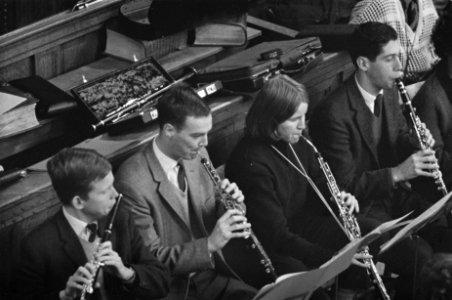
[194, 37, 322, 91]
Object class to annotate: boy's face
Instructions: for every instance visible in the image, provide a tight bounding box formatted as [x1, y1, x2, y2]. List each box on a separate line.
[81, 171, 118, 221]
[366, 39, 403, 90]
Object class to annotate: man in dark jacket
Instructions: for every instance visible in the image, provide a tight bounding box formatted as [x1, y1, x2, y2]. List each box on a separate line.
[310, 22, 438, 221]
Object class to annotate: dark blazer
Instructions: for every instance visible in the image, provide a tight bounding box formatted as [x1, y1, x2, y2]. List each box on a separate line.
[16, 207, 170, 300]
[310, 75, 417, 217]
[114, 142, 253, 299]
[413, 61, 452, 190]
[226, 136, 337, 267]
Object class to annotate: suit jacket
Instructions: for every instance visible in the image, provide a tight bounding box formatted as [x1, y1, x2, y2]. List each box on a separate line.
[310, 75, 418, 217]
[413, 61, 452, 190]
[16, 207, 170, 300]
[114, 142, 238, 299]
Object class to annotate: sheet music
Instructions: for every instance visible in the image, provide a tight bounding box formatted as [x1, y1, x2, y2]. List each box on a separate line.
[380, 192, 452, 254]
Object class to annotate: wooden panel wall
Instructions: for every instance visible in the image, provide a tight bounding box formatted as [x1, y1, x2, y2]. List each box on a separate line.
[0, 0, 121, 82]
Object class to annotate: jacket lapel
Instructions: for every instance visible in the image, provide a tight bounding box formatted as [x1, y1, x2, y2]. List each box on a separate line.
[145, 142, 192, 233]
[347, 78, 380, 166]
[55, 209, 88, 266]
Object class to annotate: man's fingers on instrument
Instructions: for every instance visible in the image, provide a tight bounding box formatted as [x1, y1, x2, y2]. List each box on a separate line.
[224, 182, 239, 195]
[228, 214, 247, 225]
[230, 229, 251, 239]
[417, 169, 436, 178]
[219, 178, 230, 189]
[355, 252, 372, 259]
[78, 265, 94, 278]
[219, 209, 235, 221]
[230, 220, 250, 229]
[226, 208, 243, 217]
[71, 274, 90, 287]
[67, 278, 85, 291]
[352, 259, 369, 269]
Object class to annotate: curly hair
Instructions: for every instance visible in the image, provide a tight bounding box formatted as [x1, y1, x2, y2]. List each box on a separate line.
[432, 3, 452, 59]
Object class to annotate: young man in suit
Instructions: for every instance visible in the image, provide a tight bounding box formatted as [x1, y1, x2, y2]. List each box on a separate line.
[16, 148, 170, 300]
[114, 84, 256, 300]
[310, 21, 439, 222]
[309, 21, 449, 299]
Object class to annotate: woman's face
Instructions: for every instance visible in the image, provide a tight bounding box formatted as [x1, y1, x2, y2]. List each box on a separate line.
[275, 102, 308, 144]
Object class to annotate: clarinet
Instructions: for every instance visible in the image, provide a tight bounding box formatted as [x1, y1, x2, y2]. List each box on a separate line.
[395, 78, 448, 196]
[80, 194, 123, 300]
[300, 136, 391, 300]
[200, 157, 277, 280]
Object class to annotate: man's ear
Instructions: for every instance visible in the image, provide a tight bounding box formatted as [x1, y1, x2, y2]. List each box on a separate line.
[162, 123, 176, 138]
[356, 56, 370, 72]
[72, 195, 85, 210]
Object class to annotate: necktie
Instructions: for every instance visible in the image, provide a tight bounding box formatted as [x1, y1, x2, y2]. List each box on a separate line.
[374, 94, 382, 117]
[86, 223, 98, 243]
[177, 163, 186, 191]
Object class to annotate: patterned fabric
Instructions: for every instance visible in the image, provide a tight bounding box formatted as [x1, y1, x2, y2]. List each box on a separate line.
[350, 0, 439, 82]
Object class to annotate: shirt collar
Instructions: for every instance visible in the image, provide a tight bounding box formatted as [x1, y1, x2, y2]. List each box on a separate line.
[62, 206, 91, 238]
[355, 74, 383, 110]
[153, 137, 179, 176]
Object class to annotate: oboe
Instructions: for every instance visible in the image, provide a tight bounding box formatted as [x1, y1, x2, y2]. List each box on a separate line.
[300, 136, 391, 300]
[80, 194, 123, 300]
[200, 157, 277, 280]
[395, 78, 448, 196]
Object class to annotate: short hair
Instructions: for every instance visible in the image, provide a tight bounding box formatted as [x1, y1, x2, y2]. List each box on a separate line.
[432, 4, 452, 59]
[348, 22, 398, 67]
[157, 83, 211, 130]
[47, 148, 112, 205]
[245, 74, 308, 139]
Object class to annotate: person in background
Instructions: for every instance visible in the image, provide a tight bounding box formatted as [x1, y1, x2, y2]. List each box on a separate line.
[412, 3, 452, 193]
[114, 84, 257, 300]
[349, 0, 439, 83]
[16, 147, 170, 300]
[309, 22, 443, 299]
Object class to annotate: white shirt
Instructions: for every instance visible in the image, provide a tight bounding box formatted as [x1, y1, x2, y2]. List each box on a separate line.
[355, 74, 383, 114]
[153, 138, 184, 190]
[62, 206, 97, 242]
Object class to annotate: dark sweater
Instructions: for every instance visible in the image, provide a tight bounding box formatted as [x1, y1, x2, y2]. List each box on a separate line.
[226, 135, 336, 267]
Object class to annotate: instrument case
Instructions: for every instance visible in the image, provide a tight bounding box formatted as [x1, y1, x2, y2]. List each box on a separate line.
[194, 37, 323, 91]
[71, 57, 174, 134]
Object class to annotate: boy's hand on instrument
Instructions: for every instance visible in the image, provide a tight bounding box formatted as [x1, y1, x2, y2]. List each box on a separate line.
[95, 241, 135, 281]
[60, 262, 96, 299]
